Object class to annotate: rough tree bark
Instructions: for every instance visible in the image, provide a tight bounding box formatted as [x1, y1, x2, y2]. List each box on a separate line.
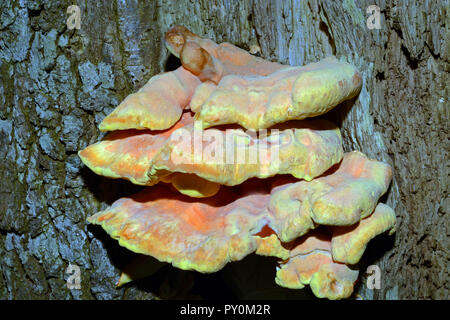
[0, 0, 447, 299]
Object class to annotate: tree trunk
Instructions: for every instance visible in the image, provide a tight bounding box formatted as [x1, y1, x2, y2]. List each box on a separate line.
[0, 0, 447, 299]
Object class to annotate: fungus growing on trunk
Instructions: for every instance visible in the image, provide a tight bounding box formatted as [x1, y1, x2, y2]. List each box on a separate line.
[165, 25, 284, 82]
[80, 26, 396, 300]
[79, 112, 220, 197]
[331, 203, 396, 264]
[88, 153, 394, 298]
[274, 228, 360, 300]
[80, 112, 344, 192]
[267, 151, 393, 241]
[87, 180, 289, 273]
[193, 57, 362, 130]
[100, 67, 200, 131]
[146, 117, 344, 186]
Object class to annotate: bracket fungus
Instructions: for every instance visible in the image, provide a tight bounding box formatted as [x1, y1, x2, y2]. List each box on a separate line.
[165, 25, 285, 82]
[79, 112, 220, 197]
[192, 57, 362, 130]
[80, 26, 396, 300]
[100, 67, 201, 131]
[267, 151, 393, 242]
[146, 118, 344, 186]
[88, 180, 290, 273]
[274, 230, 358, 299]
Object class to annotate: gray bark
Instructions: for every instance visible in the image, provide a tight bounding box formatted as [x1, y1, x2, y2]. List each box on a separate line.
[0, 0, 447, 299]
